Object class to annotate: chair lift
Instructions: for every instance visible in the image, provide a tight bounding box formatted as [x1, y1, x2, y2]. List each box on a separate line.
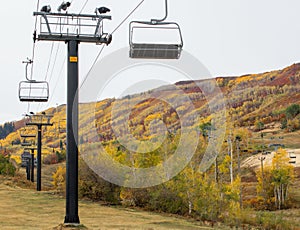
[19, 127, 36, 138]
[19, 59, 49, 102]
[58, 119, 66, 133]
[21, 138, 34, 147]
[21, 150, 32, 167]
[129, 0, 183, 59]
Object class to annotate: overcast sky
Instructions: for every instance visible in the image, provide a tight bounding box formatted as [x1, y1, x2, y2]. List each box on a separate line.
[0, 0, 300, 124]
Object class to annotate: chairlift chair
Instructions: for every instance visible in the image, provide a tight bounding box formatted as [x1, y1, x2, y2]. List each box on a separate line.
[21, 141, 34, 147]
[21, 151, 32, 167]
[18, 59, 49, 102]
[19, 80, 49, 102]
[129, 0, 183, 59]
[19, 126, 36, 138]
[58, 119, 66, 133]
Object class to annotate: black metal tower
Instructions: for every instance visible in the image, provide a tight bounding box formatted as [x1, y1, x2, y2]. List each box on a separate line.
[33, 10, 112, 224]
[26, 114, 53, 191]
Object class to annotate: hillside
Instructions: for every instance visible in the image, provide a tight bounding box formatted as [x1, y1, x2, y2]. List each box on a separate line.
[2, 63, 300, 151]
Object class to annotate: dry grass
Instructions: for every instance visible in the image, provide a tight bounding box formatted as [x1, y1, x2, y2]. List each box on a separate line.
[0, 181, 217, 230]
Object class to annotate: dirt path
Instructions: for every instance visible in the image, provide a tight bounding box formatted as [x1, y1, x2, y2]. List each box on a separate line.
[241, 148, 300, 169]
[0, 183, 215, 230]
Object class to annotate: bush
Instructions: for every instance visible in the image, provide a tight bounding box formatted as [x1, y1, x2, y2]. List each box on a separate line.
[0, 155, 16, 176]
[285, 104, 300, 119]
[52, 166, 66, 194]
[255, 211, 292, 230]
[78, 159, 120, 204]
[120, 188, 151, 208]
[56, 150, 66, 162]
[244, 197, 275, 211]
[148, 185, 187, 215]
[43, 151, 66, 165]
[43, 153, 58, 165]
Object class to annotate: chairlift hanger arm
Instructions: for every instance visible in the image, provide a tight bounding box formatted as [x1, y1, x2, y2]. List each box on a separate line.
[22, 59, 33, 81]
[151, 0, 168, 23]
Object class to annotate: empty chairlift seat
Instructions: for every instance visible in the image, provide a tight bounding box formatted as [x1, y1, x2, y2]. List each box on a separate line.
[129, 21, 183, 59]
[19, 127, 36, 138]
[21, 151, 32, 167]
[19, 80, 49, 102]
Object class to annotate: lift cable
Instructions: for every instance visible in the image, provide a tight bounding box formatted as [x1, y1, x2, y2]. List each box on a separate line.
[29, 1, 83, 114]
[79, 0, 89, 14]
[46, 58, 66, 107]
[37, 46, 62, 112]
[44, 0, 76, 83]
[30, 0, 41, 80]
[80, 45, 105, 88]
[48, 44, 61, 85]
[111, 0, 145, 34]
[41, 0, 89, 110]
[42, 0, 144, 111]
[44, 43, 55, 82]
[80, 0, 145, 88]
[26, 0, 41, 113]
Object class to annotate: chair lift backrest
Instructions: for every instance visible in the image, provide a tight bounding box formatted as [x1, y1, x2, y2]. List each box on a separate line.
[21, 139, 33, 147]
[129, 21, 183, 59]
[19, 127, 36, 138]
[129, 0, 183, 59]
[19, 80, 49, 102]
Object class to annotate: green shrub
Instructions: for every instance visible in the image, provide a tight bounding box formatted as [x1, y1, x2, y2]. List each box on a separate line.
[255, 211, 292, 230]
[56, 150, 66, 162]
[147, 185, 188, 215]
[0, 155, 16, 176]
[78, 159, 120, 204]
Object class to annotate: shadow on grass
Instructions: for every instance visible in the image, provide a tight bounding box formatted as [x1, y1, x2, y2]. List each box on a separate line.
[52, 224, 88, 230]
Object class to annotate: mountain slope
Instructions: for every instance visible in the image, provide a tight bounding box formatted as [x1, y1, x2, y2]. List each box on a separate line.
[2, 63, 300, 152]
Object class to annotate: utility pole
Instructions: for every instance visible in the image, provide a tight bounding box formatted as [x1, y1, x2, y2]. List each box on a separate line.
[26, 115, 53, 191]
[215, 156, 219, 184]
[209, 131, 219, 184]
[227, 134, 233, 184]
[236, 135, 242, 208]
[33, 9, 112, 225]
[258, 155, 266, 196]
[259, 156, 266, 180]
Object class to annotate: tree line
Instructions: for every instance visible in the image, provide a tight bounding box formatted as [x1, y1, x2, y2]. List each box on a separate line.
[0, 122, 14, 140]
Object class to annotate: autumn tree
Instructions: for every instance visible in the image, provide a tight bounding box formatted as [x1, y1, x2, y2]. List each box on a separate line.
[285, 104, 300, 119]
[254, 119, 264, 131]
[256, 148, 294, 210]
[52, 165, 66, 194]
[0, 122, 15, 140]
[271, 149, 294, 209]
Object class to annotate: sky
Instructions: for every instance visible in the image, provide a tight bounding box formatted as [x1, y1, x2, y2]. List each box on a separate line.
[0, 0, 300, 124]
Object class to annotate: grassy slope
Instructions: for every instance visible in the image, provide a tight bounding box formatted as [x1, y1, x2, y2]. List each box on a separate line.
[0, 179, 218, 230]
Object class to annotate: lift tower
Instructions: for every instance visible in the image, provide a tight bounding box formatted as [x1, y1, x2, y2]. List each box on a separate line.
[26, 114, 53, 191]
[33, 9, 112, 224]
